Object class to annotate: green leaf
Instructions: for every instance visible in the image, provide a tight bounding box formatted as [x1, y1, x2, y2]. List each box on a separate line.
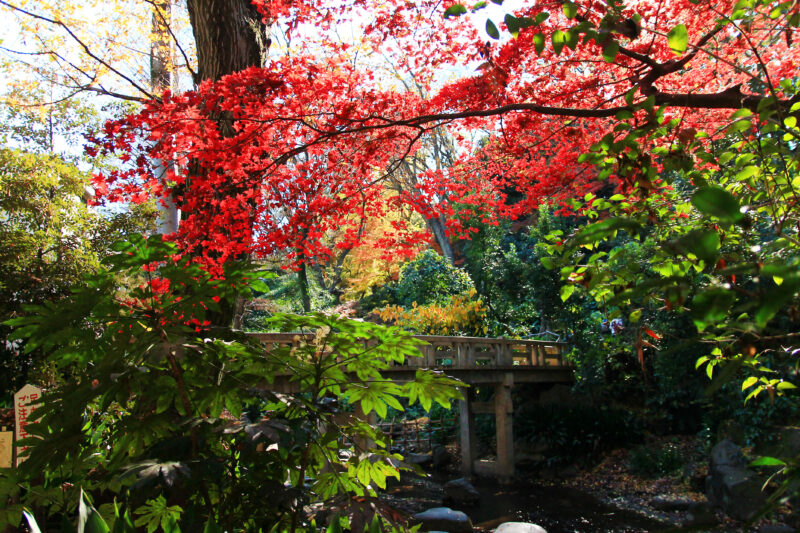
[750, 456, 786, 467]
[23, 511, 43, 533]
[670, 229, 721, 263]
[667, 24, 688, 55]
[486, 19, 500, 39]
[443, 4, 467, 18]
[691, 187, 744, 223]
[560, 284, 576, 302]
[602, 40, 619, 62]
[692, 288, 736, 331]
[571, 217, 642, 246]
[533, 33, 545, 54]
[78, 490, 110, 533]
[552, 30, 567, 54]
[755, 276, 800, 327]
[742, 376, 758, 390]
[202, 519, 223, 533]
[504, 14, 520, 36]
[562, 1, 578, 19]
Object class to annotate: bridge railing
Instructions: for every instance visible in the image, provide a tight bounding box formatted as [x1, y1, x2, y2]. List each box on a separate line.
[249, 332, 572, 370]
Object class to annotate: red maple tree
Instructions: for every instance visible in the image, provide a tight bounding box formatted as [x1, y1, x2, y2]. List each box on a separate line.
[89, 0, 799, 271]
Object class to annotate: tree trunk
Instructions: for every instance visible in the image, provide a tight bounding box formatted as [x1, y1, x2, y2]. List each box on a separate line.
[427, 215, 454, 265]
[151, 0, 180, 235]
[182, 1, 270, 326]
[185, 0, 268, 83]
[297, 261, 312, 313]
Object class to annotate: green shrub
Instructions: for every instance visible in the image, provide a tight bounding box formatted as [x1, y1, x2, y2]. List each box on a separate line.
[628, 443, 685, 478]
[514, 403, 642, 466]
[362, 250, 473, 310]
[1, 234, 462, 532]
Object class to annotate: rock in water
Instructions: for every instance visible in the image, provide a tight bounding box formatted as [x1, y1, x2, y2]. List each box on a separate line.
[411, 507, 473, 533]
[443, 477, 480, 507]
[705, 439, 766, 521]
[494, 522, 548, 533]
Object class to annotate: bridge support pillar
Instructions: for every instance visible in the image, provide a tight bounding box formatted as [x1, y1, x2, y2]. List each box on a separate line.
[458, 387, 477, 475]
[495, 373, 514, 482]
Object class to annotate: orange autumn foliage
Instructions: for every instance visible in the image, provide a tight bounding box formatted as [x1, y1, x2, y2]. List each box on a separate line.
[377, 289, 487, 336]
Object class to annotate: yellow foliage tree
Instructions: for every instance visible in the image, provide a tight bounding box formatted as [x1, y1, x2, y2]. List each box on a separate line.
[377, 289, 487, 336]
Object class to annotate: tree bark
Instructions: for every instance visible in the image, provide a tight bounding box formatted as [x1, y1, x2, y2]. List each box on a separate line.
[297, 261, 312, 313]
[184, 0, 269, 326]
[185, 0, 268, 83]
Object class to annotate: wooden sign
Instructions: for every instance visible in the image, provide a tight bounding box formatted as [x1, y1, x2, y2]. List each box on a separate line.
[0, 427, 11, 468]
[14, 384, 42, 467]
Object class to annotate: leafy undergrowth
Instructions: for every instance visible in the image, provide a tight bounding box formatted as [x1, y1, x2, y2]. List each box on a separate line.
[559, 435, 794, 532]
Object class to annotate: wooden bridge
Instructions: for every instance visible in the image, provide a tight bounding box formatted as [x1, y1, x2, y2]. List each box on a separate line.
[251, 333, 574, 480]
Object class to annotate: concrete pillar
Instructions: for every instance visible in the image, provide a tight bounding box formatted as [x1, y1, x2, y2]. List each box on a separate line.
[495, 373, 514, 482]
[458, 387, 477, 475]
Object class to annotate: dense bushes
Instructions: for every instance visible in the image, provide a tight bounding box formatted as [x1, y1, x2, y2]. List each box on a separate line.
[514, 403, 642, 466]
[362, 249, 473, 311]
[1, 235, 462, 532]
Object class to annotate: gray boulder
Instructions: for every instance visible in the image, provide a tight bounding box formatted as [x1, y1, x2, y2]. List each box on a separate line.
[405, 452, 433, 468]
[682, 501, 719, 528]
[649, 496, 692, 512]
[494, 522, 548, 533]
[433, 446, 452, 469]
[443, 477, 480, 506]
[759, 525, 796, 533]
[706, 439, 767, 521]
[411, 507, 473, 533]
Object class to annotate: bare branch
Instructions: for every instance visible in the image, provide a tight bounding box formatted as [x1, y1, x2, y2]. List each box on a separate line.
[0, 0, 155, 100]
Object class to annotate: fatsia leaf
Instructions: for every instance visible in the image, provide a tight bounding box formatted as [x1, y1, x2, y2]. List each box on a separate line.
[23, 511, 43, 533]
[78, 490, 110, 533]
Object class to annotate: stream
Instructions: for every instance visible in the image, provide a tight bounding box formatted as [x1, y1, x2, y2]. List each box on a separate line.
[385, 473, 670, 533]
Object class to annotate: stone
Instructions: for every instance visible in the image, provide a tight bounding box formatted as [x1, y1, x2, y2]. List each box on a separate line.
[405, 452, 433, 468]
[433, 446, 452, 469]
[756, 426, 800, 460]
[759, 525, 796, 533]
[443, 477, 480, 507]
[557, 464, 579, 478]
[682, 501, 718, 528]
[411, 507, 473, 533]
[649, 496, 692, 512]
[706, 439, 767, 521]
[710, 439, 746, 468]
[494, 522, 548, 533]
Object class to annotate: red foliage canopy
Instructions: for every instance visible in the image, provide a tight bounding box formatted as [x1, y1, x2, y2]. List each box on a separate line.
[89, 0, 799, 271]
